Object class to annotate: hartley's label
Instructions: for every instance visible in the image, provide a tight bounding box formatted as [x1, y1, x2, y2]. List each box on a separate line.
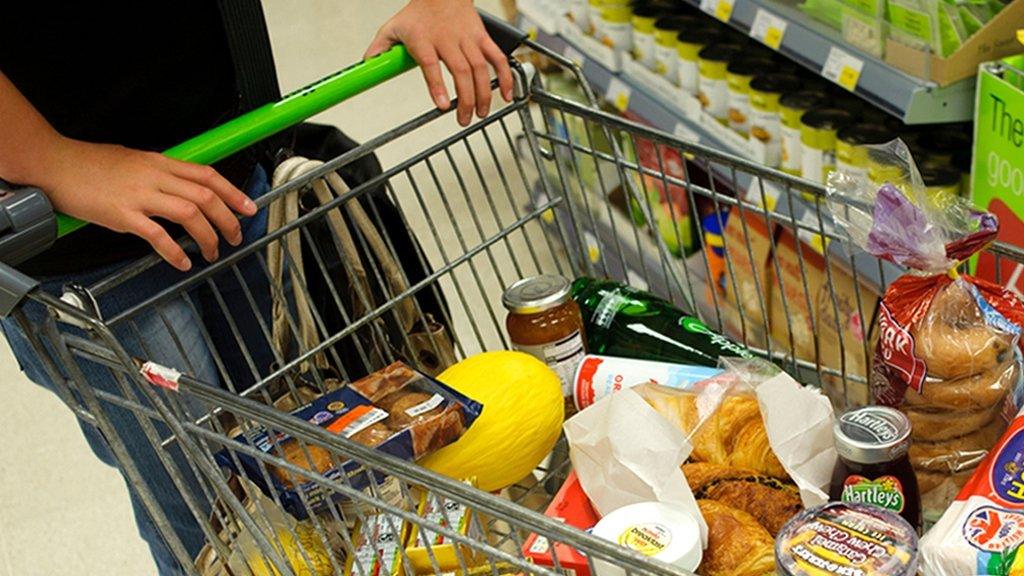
[841, 410, 900, 443]
[876, 303, 927, 392]
[842, 475, 906, 513]
[619, 523, 671, 556]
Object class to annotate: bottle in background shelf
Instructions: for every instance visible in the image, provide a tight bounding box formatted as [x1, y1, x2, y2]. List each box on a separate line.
[570, 277, 754, 366]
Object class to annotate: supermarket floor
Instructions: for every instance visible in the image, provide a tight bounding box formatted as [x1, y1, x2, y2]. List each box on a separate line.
[0, 1, 509, 574]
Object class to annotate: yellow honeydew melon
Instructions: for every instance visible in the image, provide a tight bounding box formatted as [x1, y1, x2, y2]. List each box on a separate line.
[420, 351, 565, 492]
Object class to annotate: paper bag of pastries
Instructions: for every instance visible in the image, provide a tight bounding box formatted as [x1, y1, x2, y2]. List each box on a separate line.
[631, 358, 836, 576]
[825, 140, 1024, 520]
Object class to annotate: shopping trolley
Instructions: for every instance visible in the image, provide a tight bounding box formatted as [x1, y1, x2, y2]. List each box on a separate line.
[2, 12, 1023, 576]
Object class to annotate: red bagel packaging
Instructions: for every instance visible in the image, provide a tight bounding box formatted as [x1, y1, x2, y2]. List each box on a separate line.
[826, 140, 1024, 520]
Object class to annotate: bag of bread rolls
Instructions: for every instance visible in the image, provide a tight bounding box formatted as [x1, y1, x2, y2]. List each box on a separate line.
[826, 140, 1024, 521]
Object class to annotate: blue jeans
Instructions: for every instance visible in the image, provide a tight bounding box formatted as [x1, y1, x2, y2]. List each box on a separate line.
[1, 165, 274, 575]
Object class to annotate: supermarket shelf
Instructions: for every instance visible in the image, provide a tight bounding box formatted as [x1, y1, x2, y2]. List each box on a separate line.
[523, 16, 901, 291]
[518, 0, 975, 124]
[685, 0, 975, 124]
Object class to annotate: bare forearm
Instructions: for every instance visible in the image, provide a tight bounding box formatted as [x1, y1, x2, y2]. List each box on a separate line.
[0, 71, 65, 187]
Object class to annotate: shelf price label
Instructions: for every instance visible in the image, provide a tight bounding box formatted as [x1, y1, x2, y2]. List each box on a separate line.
[606, 77, 632, 113]
[700, 0, 734, 22]
[750, 9, 788, 50]
[822, 46, 864, 92]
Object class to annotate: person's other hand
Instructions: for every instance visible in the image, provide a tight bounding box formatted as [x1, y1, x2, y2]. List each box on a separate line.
[364, 0, 514, 127]
[40, 138, 257, 271]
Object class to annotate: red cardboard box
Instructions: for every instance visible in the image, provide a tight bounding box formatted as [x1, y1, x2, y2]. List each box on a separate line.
[521, 472, 599, 576]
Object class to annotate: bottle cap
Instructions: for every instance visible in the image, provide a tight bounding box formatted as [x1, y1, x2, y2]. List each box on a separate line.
[502, 275, 572, 314]
[834, 406, 912, 465]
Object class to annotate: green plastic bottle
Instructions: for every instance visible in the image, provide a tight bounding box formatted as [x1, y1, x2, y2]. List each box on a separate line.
[570, 277, 754, 366]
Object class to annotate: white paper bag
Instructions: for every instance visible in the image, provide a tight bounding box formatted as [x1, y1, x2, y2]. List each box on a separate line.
[564, 388, 709, 544]
[755, 371, 837, 507]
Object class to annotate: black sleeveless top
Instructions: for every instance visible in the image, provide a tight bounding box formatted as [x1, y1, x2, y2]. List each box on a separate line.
[1, 2, 269, 275]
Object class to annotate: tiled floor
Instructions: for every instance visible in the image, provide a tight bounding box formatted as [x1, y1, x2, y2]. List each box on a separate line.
[0, 1, 509, 574]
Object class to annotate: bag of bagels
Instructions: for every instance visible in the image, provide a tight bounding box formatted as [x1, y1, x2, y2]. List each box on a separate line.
[826, 140, 1024, 521]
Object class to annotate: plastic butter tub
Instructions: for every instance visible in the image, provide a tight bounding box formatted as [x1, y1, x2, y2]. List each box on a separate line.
[675, 27, 722, 95]
[749, 74, 802, 167]
[835, 123, 896, 180]
[779, 90, 827, 177]
[799, 108, 855, 185]
[630, 5, 659, 69]
[726, 58, 778, 137]
[599, 5, 633, 53]
[697, 43, 742, 125]
[653, 15, 693, 82]
[592, 502, 703, 576]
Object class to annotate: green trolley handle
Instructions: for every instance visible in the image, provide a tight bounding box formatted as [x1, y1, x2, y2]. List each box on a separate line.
[55, 45, 418, 238]
[51, 10, 526, 239]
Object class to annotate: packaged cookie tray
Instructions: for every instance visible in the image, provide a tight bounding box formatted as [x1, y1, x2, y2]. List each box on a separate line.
[216, 362, 483, 518]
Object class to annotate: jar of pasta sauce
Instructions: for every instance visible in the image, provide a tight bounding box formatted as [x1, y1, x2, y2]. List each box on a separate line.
[503, 275, 588, 409]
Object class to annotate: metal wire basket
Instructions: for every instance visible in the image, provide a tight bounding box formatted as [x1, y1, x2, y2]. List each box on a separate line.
[2, 22, 1023, 576]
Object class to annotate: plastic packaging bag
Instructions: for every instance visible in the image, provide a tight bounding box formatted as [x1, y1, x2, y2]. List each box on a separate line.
[826, 140, 1024, 520]
[219, 362, 483, 518]
[920, 404, 1024, 575]
[194, 475, 337, 576]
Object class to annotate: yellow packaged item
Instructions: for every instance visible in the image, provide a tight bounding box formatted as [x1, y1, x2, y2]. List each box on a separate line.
[406, 479, 481, 573]
[344, 514, 407, 576]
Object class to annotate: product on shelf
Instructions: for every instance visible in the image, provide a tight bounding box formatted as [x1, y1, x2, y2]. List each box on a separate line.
[836, 123, 898, 180]
[698, 499, 778, 576]
[591, 502, 703, 575]
[698, 43, 744, 125]
[571, 277, 754, 366]
[598, 4, 632, 53]
[825, 140, 1024, 521]
[652, 15, 689, 81]
[720, 207, 775, 346]
[842, 7, 888, 58]
[800, 108, 857, 185]
[829, 406, 922, 531]
[502, 274, 588, 400]
[920, 404, 1024, 575]
[419, 351, 564, 492]
[726, 57, 780, 137]
[749, 74, 803, 167]
[675, 27, 724, 95]
[921, 165, 962, 203]
[219, 362, 482, 518]
[766, 222, 882, 407]
[629, 4, 658, 69]
[774, 502, 920, 576]
[572, 354, 721, 410]
[920, 128, 972, 165]
[780, 90, 829, 177]
[950, 148, 972, 196]
[567, 0, 589, 32]
[684, 462, 804, 536]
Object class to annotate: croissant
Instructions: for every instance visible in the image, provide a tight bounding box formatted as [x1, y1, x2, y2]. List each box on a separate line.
[696, 499, 777, 576]
[683, 463, 802, 536]
[638, 386, 789, 479]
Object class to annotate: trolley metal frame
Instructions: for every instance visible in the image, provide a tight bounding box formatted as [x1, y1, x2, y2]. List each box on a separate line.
[3, 32, 1023, 576]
